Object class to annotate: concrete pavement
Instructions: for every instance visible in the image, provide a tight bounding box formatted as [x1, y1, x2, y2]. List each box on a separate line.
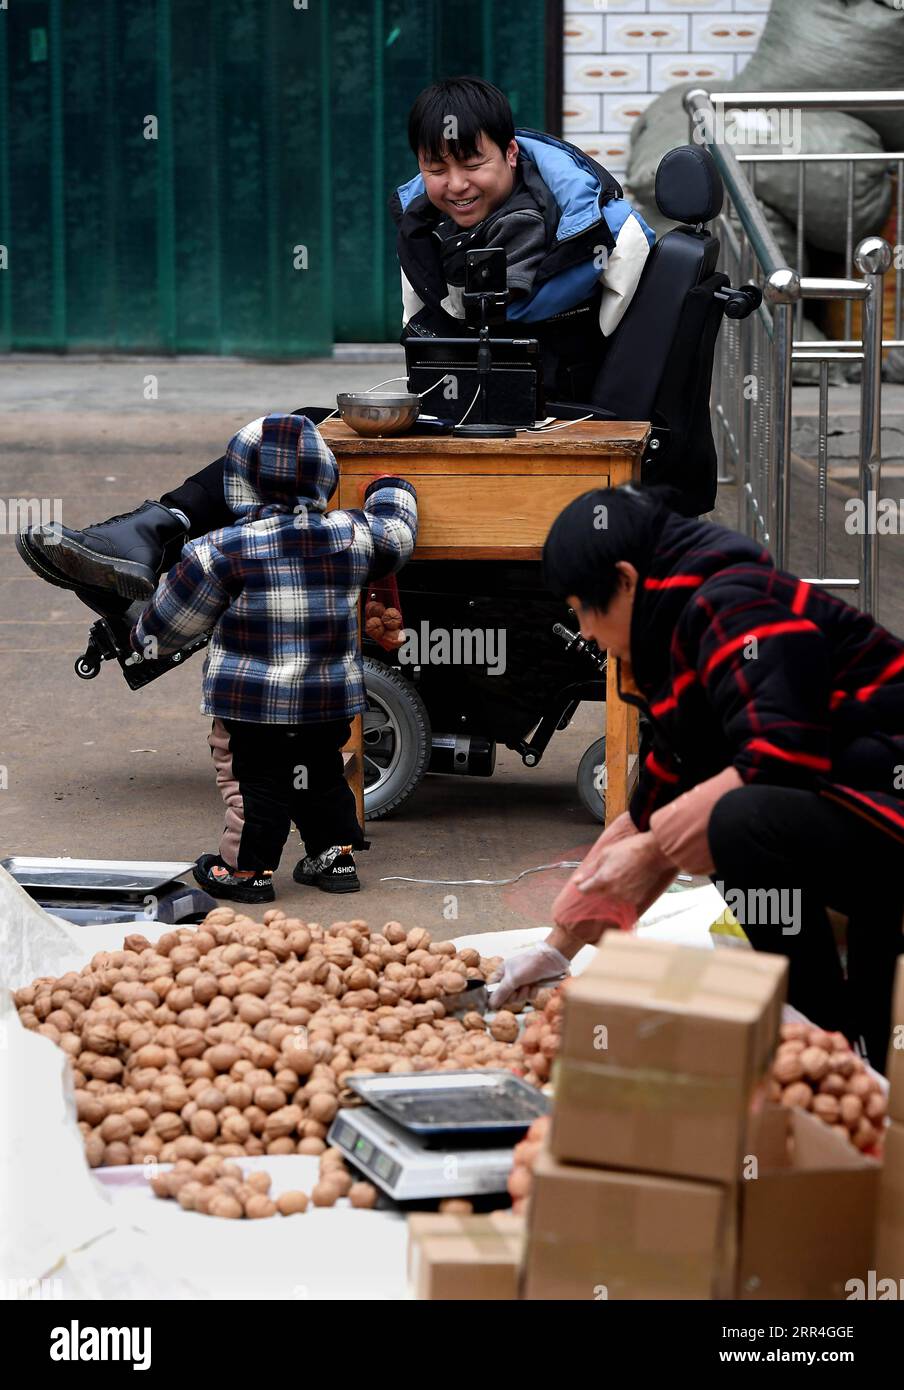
[2, 355, 902, 936]
[0, 355, 606, 936]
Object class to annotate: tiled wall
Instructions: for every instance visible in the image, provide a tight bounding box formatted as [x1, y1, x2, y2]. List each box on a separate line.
[563, 0, 772, 177]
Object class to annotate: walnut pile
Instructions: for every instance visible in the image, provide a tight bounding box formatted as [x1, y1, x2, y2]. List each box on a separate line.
[149, 1149, 379, 1218]
[12, 908, 529, 1168]
[767, 1021, 888, 1152]
[506, 1114, 550, 1214]
[364, 599, 403, 649]
[519, 985, 564, 1086]
[151, 1154, 299, 1218]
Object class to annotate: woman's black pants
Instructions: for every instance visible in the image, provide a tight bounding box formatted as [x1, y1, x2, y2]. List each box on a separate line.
[708, 784, 904, 1071]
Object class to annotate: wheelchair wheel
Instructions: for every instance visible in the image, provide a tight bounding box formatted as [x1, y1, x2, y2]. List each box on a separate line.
[577, 737, 641, 823]
[362, 658, 432, 820]
[577, 737, 607, 823]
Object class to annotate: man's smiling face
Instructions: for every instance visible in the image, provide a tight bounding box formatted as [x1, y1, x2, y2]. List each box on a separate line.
[418, 131, 518, 228]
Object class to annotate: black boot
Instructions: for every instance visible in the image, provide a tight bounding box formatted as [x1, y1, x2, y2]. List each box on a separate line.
[16, 528, 85, 594]
[24, 501, 189, 601]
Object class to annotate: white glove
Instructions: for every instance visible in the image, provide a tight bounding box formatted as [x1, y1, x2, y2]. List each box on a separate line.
[488, 943, 571, 1009]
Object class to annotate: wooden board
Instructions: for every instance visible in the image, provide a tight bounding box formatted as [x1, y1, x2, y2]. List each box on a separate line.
[319, 418, 650, 455]
[339, 472, 627, 557]
[323, 419, 649, 560]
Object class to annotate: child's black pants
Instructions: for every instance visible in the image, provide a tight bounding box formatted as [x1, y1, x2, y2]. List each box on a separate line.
[220, 717, 365, 871]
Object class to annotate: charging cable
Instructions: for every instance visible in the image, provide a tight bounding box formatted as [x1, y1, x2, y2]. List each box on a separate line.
[317, 373, 457, 428]
[381, 864, 696, 889]
[523, 413, 596, 432]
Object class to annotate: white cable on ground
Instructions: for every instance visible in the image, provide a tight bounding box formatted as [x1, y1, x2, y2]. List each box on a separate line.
[380, 859, 581, 886]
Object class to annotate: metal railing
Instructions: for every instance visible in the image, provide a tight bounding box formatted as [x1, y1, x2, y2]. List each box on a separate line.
[685, 89, 901, 615]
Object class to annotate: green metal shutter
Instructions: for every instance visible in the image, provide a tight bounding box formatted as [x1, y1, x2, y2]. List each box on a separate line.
[0, 0, 547, 354]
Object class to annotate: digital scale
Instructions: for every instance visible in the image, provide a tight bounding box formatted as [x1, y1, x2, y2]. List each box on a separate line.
[327, 1070, 550, 1202]
[1, 857, 216, 925]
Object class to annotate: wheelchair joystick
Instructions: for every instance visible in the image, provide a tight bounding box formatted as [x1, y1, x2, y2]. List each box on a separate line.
[715, 282, 763, 320]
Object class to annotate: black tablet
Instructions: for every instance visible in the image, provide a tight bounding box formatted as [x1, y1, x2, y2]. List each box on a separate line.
[404, 334, 544, 426]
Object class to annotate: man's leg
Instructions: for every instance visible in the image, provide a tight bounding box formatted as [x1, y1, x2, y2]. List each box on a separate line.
[161, 457, 233, 538]
[708, 784, 904, 1069]
[20, 405, 332, 599]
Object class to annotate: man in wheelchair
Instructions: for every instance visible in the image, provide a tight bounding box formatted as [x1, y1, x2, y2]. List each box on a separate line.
[393, 76, 655, 402]
[19, 75, 662, 602]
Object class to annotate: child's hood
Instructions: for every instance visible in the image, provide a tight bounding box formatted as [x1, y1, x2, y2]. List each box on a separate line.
[224, 413, 339, 520]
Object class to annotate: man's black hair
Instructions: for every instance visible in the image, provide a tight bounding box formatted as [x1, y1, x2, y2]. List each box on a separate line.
[408, 76, 515, 164]
[543, 484, 679, 612]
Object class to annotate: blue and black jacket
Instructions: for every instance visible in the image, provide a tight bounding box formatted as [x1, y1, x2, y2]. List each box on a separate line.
[388, 127, 655, 334]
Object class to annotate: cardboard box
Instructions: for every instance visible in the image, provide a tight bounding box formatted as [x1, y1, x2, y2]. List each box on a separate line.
[523, 1147, 736, 1300]
[407, 1210, 522, 1282]
[409, 1212, 525, 1300]
[550, 936, 787, 1182]
[737, 1106, 880, 1300]
[887, 957, 904, 1125]
[875, 1119, 904, 1283]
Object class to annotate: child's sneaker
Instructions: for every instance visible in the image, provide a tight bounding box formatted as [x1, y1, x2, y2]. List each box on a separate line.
[193, 853, 275, 904]
[293, 844, 360, 893]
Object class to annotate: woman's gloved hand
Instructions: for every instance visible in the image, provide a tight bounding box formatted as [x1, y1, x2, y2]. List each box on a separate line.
[488, 943, 571, 1009]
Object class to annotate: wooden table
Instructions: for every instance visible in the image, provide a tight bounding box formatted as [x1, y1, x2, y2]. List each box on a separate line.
[318, 419, 649, 829]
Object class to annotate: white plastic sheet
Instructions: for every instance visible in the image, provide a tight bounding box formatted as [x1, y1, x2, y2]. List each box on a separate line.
[0, 871, 728, 1298]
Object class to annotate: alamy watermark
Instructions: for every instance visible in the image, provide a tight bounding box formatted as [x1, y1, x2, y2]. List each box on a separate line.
[846, 1271, 904, 1300]
[713, 882, 801, 936]
[0, 497, 63, 537]
[397, 622, 506, 676]
[49, 1321, 151, 1369]
[692, 105, 803, 158]
[846, 494, 904, 535]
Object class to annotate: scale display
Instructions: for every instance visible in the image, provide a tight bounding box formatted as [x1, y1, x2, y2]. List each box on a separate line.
[329, 1072, 550, 1201]
[328, 1107, 517, 1201]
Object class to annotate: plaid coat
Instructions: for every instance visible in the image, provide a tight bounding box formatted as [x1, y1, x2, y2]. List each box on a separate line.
[131, 414, 417, 723]
[626, 513, 904, 847]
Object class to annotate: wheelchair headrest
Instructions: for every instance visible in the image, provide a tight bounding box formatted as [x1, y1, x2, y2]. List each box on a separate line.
[655, 145, 723, 226]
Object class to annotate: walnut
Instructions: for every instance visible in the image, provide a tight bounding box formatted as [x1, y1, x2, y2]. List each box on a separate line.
[801, 1046, 832, 1082]
[772, 1050, 805, 1085]
[781, 1082, 813, 1110]
[812, 1093, 840, 1124]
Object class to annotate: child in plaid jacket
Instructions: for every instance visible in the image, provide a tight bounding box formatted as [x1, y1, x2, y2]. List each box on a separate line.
[131, 412, 417, 902]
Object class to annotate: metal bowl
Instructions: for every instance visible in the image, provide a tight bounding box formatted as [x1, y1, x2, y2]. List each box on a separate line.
[336, 391, 420, 437]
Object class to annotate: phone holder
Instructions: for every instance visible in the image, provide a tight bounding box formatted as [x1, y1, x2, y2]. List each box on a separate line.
[455, 287, 517, 438]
